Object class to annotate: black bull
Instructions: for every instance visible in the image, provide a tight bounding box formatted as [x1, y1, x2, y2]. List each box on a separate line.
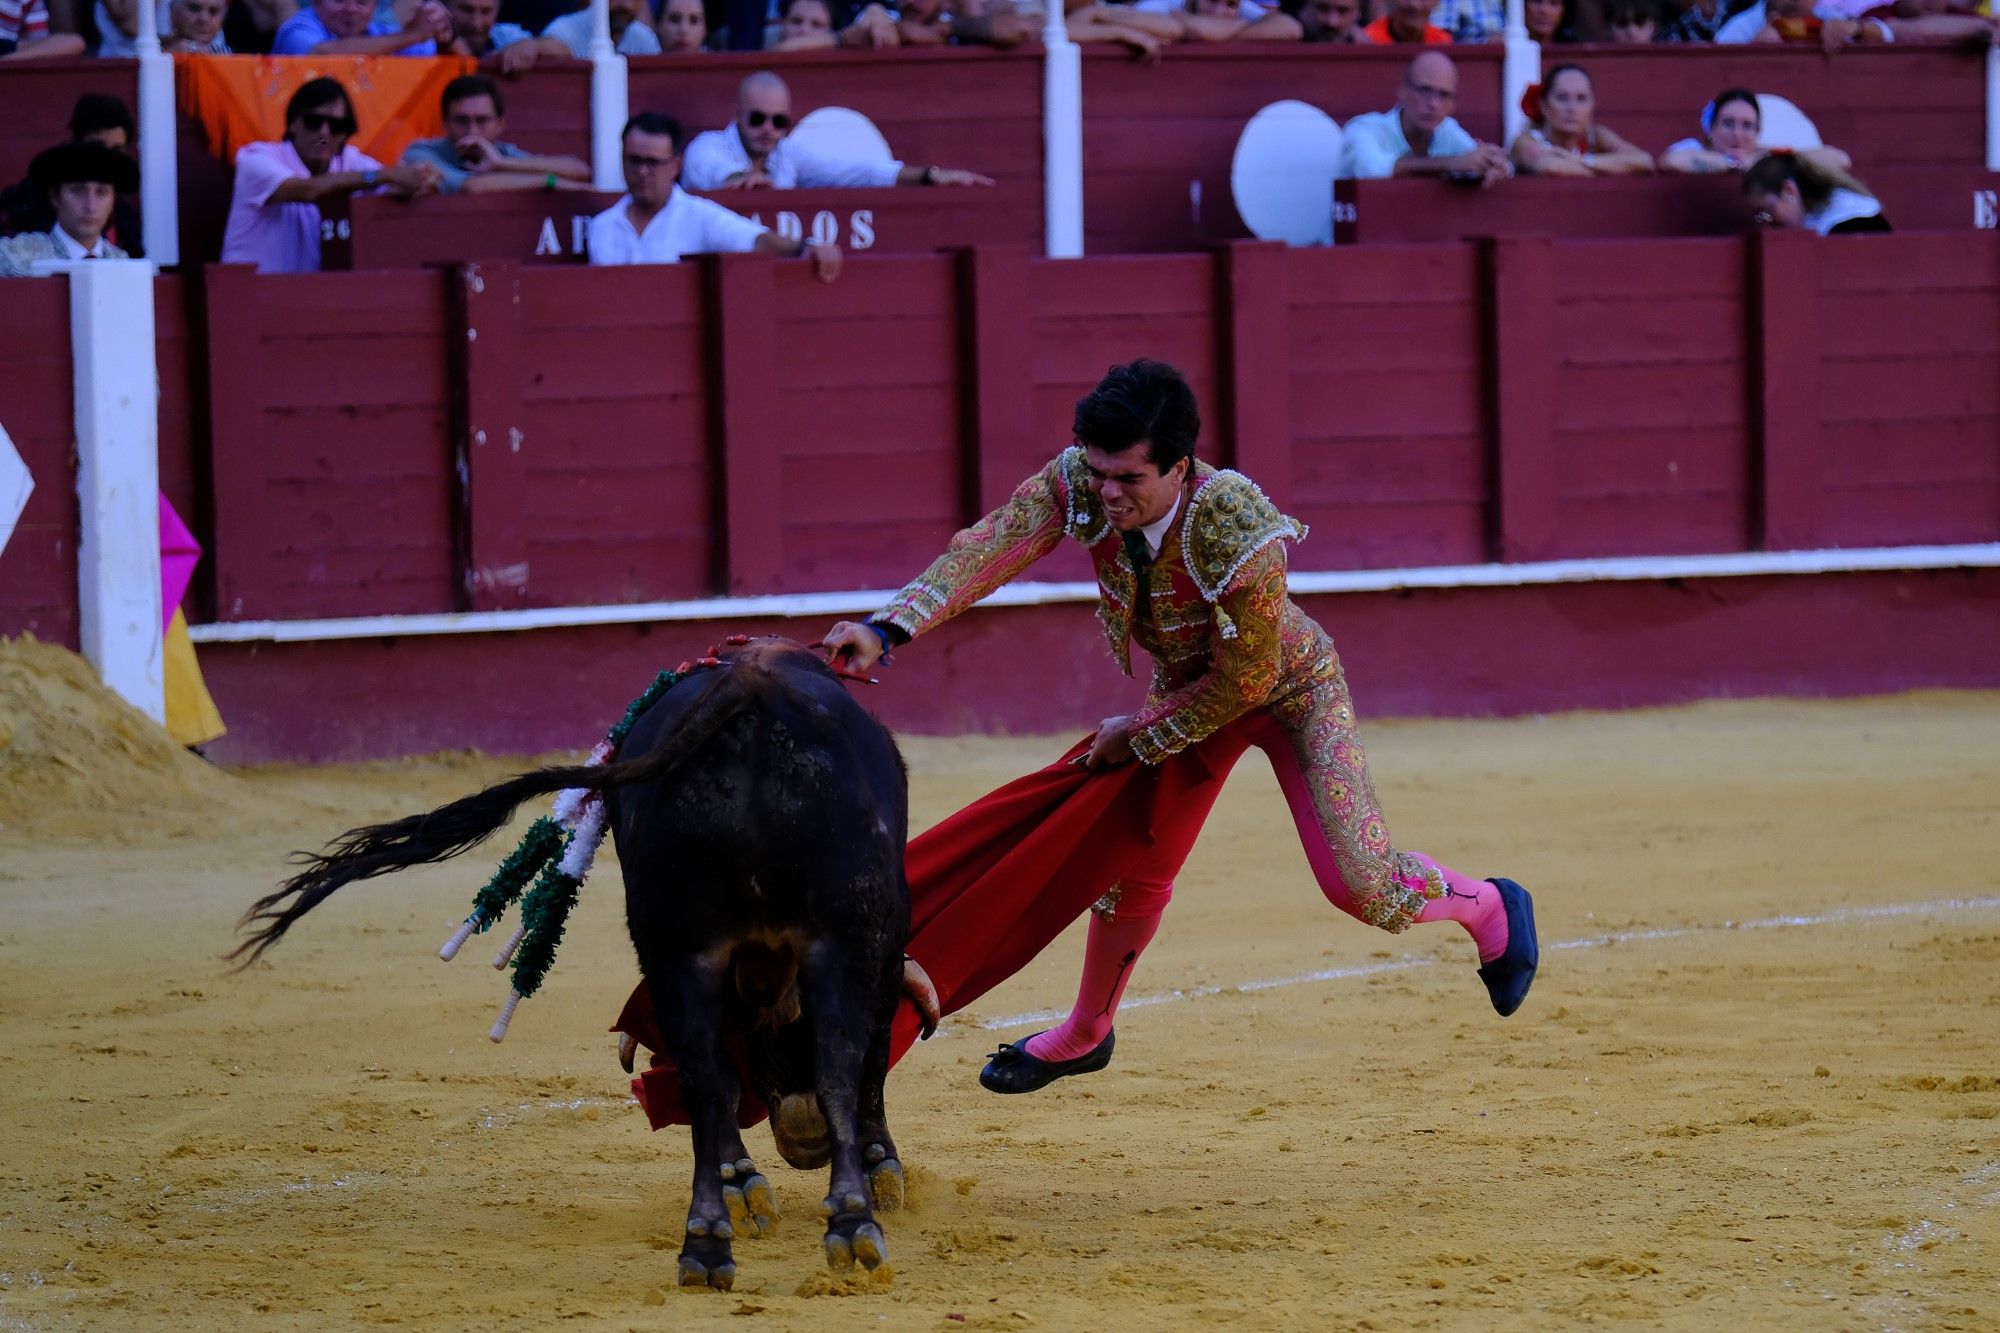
[233, 641, 912, 1290]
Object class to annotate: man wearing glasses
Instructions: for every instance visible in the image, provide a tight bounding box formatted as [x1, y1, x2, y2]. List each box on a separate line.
[587, 111, 842, 279]
[221, 77, 443, 274]
[1337, 52, 1510, 188]
[679, 71, 994, 192]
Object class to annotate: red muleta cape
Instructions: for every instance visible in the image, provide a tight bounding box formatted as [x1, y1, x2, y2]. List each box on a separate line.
[612, 735, 1225, 1129]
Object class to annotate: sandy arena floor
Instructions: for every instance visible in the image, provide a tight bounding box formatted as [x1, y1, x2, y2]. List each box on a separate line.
[2, 640, 1998, 1330]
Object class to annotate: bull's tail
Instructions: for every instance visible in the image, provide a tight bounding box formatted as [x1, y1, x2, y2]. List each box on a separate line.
[230, 669, 752, 967]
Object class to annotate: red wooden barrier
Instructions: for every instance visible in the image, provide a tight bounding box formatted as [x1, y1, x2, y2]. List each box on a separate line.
[0, 59, 139, 186]
[199, 264, 455, 621]
[1337, 175, 1750, 245]
[321, 183, 1040, 268]
[0, 278, 82, 646]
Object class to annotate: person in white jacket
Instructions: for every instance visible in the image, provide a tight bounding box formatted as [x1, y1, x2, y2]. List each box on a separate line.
[678, 71, 995, 192]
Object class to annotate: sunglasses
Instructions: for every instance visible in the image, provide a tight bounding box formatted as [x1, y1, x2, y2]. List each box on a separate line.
[297, 111, 356, 134]
[743, 111, 792, 130]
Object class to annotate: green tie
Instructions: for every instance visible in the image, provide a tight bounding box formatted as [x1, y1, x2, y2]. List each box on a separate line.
[1122, 529, 1152, 624]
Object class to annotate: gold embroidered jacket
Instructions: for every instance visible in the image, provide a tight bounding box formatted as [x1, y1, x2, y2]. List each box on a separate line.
[873, 448, 1340, 763]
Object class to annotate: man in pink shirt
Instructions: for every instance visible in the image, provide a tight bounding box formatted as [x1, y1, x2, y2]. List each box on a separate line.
[220, 77, 442, 274]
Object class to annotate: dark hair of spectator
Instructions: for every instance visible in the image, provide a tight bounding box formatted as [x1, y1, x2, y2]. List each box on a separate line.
[442, 74, 505, 119]
[1604, 0, 1657, 24]
[1709, 86, 1759, 129]
[781, 0, 830, 16]
[1073, 360, 1201, 471]
[1543, 62, 1591, 95]
[285, 78, 357, 134]
[68, 93, 136, 144]
[622, 111, 685, 153]
[1741, 152, 1874, 207]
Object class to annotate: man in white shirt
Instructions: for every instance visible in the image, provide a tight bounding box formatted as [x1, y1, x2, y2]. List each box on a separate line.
[1338, 52, 1510, 187]
[0, 141, 133, 275]
[521, 0, 661, 56]
[588, 111, 842, 277]
[679, 71, 995, 192]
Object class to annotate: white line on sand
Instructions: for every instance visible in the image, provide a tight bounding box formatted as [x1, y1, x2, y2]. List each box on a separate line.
[966, 894, 2000, 1033]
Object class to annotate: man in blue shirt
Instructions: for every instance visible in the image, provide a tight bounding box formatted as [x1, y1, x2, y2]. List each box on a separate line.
[272, 0, 448, 54]
[1338, 52, 1510, 187]
[400, 75, 592, 193]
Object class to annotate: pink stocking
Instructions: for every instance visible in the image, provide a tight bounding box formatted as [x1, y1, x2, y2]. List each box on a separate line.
[1022, 880, 1172, 1062]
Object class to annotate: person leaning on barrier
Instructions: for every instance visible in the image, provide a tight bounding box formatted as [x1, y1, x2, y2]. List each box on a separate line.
[0, 142, 134, 276]
[442, 0, 546, 70]
[1362, 0, 1452, 42]
[586, 111, 842, 277]
[1339, 53, 1510, 188]
[524, 0, 661, 55]
[894, 0, 1035, 48]
[220, 76, 444, 274]
[1743, 151, 1891, 234]
[96, 0, 230, 53]
[0, 94, 144, 256]
[402, 76, 592, 194]
[1659, 86, 1853, 175]
[271, 0, 450, 54]
[1605, 0, 1662, 39]
[0, 0, 85, 57]
[679, 71, 995, 191]
[1428, 0, 1501, 41]
[1509, 63, 1655, 176]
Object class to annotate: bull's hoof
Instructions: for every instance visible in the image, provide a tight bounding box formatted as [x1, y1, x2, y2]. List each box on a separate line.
[867, 1158, 905, 1213]
[771, 1094, 832, 1170]
[677, 1253, 736, 1291]
[824, 1220, 889, 1273]
[722, 1158, 778, 1238]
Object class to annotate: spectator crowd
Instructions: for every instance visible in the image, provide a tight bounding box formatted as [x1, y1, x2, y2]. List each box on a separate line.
[3, 0, 1993, 57]
[4, 0, 1978, 271]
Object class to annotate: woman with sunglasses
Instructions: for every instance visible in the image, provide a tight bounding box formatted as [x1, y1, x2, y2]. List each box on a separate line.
[222, 77, 443, 274]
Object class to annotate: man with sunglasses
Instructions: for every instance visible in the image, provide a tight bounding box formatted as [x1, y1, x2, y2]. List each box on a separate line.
[222, 77, 443, 274]
[679, 71, 995, 192]
[588, 111, 841, 280]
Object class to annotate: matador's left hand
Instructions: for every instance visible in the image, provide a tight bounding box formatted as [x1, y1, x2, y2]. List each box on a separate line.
[1081, 715, 1135, 770]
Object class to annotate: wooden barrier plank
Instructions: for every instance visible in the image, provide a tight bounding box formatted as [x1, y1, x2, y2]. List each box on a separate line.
[1483, 237, 1560, 563]
[198, 264, 269, 621]
[451, 263, 533, 611]
[708, 253, 785, 595]
[959, 247, 1035, 516]
[1220, 242, 1291, 497]
[1751, 230, 1821, 552]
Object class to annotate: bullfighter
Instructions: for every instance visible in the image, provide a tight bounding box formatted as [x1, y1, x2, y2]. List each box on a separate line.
[822, 357, 1539, 1093]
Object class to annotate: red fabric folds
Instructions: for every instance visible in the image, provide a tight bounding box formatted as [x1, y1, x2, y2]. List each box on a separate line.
[614, 735, 1226, 1129]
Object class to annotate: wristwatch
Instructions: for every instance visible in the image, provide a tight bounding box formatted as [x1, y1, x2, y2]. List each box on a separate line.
[362, 167, 380, 188]
[921, 164, 940, 186]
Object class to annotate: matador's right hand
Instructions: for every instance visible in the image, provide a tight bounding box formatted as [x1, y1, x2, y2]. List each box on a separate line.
[821, 621, 887, 678]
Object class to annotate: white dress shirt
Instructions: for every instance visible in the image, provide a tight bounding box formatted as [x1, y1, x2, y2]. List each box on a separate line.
[1138, 494, 1181, 559]
[53, 224, 111, 260]
[679, 126, 903, 193]
[586, 185, 770, 265]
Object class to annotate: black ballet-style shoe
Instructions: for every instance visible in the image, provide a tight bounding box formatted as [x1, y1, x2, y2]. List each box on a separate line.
[1477, 878, 1539, 1018]
[979, 1030, 1116, 1094]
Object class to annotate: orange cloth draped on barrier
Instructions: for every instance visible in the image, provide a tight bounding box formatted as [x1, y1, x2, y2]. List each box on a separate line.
[175, 54, 475, 167]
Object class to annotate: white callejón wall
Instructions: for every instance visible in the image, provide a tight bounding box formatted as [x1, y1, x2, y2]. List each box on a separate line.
[69, 260, 165, 725]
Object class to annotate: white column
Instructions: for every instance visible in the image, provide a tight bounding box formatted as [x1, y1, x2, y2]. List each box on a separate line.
[1986, 43, 1999, 172]
[70, 261, 164, 725]
[1042, 4, 1084, 258]
[1501, 0, 1539, 151]
[589, 0, 629, 191]
[133, 0, 180, 266]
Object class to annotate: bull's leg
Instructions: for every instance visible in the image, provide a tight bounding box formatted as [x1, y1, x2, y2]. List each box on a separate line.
[857, 999, 903, 1213]
[715, 1123, 778, 1239]
[800, 942, 890, 1275]
[652, 958, 742, 1292]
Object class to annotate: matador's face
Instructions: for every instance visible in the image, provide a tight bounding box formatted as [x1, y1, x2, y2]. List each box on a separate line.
[1083, 442, 1189, 533]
